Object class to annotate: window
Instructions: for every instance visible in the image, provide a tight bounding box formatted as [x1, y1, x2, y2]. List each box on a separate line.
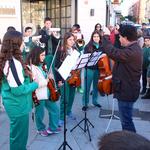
[46, 0, 72, 34]
[21, 0, 72, 36]
[21, 0, 46, 34]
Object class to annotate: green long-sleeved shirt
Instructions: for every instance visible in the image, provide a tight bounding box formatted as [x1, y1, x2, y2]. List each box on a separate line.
[143, 46, 150, 69]
[1, 75, 38, 118]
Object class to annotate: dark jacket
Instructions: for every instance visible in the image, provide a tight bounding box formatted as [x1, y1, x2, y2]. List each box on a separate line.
[101, 35, 142, 102]
[54, 48, 67, 84]
[39, 27, 59, 55]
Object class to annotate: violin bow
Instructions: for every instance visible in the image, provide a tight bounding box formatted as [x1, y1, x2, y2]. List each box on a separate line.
[47, 40, 61, 87]
[48, 39, 61, 75]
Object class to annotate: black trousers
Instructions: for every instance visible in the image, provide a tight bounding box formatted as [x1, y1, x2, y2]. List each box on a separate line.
[142, 68, 147, 90]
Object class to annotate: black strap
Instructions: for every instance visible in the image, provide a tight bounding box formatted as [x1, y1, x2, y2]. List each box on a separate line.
[9, 59, 22, 86]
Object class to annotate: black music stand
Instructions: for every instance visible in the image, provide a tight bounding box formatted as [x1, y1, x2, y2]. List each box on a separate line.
[58, 80, 72, 150]
[57, 50, 80, 150]
[70, 51, 102, 141]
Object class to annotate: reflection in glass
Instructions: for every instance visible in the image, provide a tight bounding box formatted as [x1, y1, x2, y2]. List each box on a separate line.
[56, 8, 60, 18]
[56, 0, 60, 8]
[22, 1, 46, 31]
[66, 18, 71, 28]
[61, 0, 66, 6]
[22, 0, 72, 37]
[51, 9, 55, 18]
[51, 1, 55, 9]
[61, 18, 66, 28]
[66, 6, 71, 17]
[55, 19, 60, 27]
[61, 7, 65, 17]
[66, 0, 71, 5]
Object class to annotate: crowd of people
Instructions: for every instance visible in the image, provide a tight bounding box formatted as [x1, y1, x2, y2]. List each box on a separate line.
[0, 17, 150, 149]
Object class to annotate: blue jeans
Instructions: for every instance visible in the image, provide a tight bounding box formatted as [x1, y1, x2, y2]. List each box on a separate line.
[118, 100, 136, 132]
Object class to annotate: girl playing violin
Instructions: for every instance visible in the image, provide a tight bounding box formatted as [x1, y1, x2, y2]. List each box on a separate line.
[0, 31, 39, 150]
[82, 30, 102, 111]
[55, 32, 78, 126]
[71, 24, 85, 94]
[26, 45, 60, 137]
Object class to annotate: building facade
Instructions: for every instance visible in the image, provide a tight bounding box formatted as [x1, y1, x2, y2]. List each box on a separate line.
[145, 0, 150, 23]
[0, 0, 118, 43]
[0, 0, 22, 40]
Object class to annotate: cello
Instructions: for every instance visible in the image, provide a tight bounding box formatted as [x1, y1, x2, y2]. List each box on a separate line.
[97, 54, 114, 95]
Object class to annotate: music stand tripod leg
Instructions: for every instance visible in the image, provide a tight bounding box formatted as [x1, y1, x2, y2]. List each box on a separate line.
[58, 81, 72, 150]
[99, 95, 112, 118]
[70, 67, 94, 141]
[103, 98, 119, 133]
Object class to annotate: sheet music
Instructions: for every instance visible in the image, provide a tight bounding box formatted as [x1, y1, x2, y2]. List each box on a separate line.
[58, 50, 80, 80]
[72, 53, 91, 70]
[87, 51, 103, 66]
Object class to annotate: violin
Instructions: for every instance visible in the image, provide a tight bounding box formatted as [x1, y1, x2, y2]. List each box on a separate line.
[32, 91, 40, 106]
[42, 64, 60, 102]
[97, 54, 113, 95]
[67, 69, 81, 87]
[25, 65, 40, 106]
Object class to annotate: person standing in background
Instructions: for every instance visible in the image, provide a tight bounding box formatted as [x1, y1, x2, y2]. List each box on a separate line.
[108, 25, 115, 45]
[7, 26, 16, 32]
[71, 24, 84, 94]
[141, 23, 150, 36]
[141, 36, 150, 98]
[94, 23, 103, 33]
[22, 26, 33, 61]
[137, 29, 144, 48]
[82, 30, 102, 111]
[39, 17, 60, 56]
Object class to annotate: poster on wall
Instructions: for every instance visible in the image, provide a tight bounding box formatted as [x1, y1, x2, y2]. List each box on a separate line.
[0, 2, 17, 17]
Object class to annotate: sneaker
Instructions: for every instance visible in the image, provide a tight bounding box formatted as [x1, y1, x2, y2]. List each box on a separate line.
[47, 127, 61, 134]
[37, 130, 48, 137]
[58, 120, 64, 127]
[67, 112, 76, 120]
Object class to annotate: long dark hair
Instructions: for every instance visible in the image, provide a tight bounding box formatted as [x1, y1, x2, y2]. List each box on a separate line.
[86, 30, 102, 53]
[94, 23, 102, 31]
[0, 31, 23, 84]
[26, 45, 45, 66]
[60, 32, 75, 61]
